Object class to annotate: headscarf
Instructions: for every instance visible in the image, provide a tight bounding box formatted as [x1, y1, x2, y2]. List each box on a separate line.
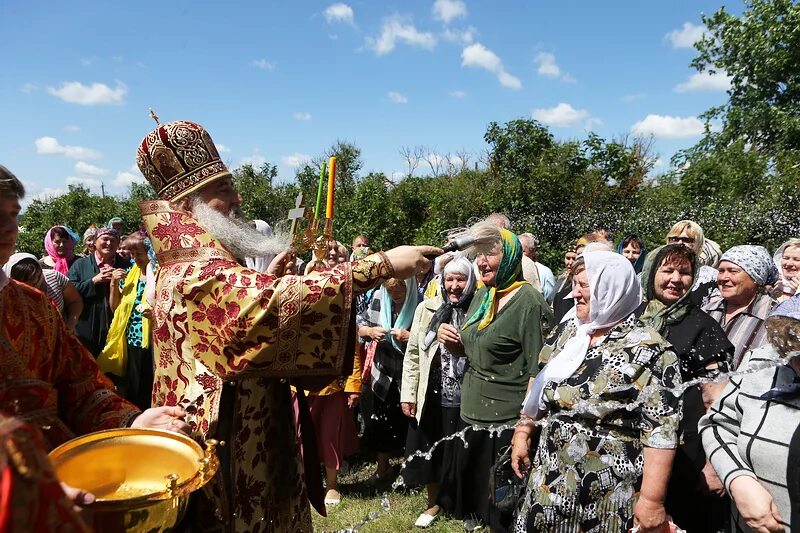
[2, 253, 39, 278]
[771, 295, 800, 321]
[95, 226, 120, 241]
[523, 251, 642, 418]
[43, 225, 77, 275]
[463, 228, 526, 331]
[379, 277, 417, 352]
[616, 232, 647, 274]
[639, 244, 698, 333]
[700, 238, 722, 268]
[720, 245, 779, 287]
[83, 225, 98, 240]
[107, 216, 123, 228]
[422, 254, 477, 350]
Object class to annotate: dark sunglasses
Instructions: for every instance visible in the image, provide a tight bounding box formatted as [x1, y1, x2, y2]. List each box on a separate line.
[668, 236, 695, 244]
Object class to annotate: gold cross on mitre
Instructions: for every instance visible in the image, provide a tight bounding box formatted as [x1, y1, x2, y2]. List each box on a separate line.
[288, 192, 307, 244]
[149, 108, 160, 125]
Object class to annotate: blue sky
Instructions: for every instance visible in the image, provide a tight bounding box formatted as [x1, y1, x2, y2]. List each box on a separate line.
[1, 0, 740, 207]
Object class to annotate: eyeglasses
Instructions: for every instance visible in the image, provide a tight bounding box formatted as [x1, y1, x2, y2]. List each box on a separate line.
[668, 236, 695, 244]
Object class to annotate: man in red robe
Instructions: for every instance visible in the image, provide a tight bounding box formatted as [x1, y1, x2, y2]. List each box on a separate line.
[136, 120, 439, 531]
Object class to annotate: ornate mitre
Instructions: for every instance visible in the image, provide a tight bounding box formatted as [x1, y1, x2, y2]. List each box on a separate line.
[136, 120, 230, 202]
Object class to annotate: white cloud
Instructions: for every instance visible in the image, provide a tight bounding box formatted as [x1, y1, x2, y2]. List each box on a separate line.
[665, 22, 706, 49]
[324, 3, 354, 25]
[449, 90, 466, 98]
[113, 171, 146, 188]
[585, 117, 604, 130]
[66, 176, 102, 189]
[35, 137, 101, 159]
[215, 144, 231, 153]
[292, 112, 312, 121]
[75, 161, 108, 177]
[20, 83, 38, 93]
[497, 71, 522, 89]
[63, 124, 80, 132]
[442, 26, 475, 45]
[674, 70, 732, 93]
[47, 81, 127, 105]
[367, 15, 437, 55]
[534, 52, 575, 82]
[630, 114, 705, 139]
[30, 187, 68, 202]
[238, 154, 267, 168]
[282, 153, 311, 167]
[387, 91, 408, 104]
[433, 0, 467, 23]
[534, 52, 560, 78]
[532, 103, 589, 128]
[461, 43, 521, 89]
[252, 59, 275, 70]
[621, 93, 646, 102]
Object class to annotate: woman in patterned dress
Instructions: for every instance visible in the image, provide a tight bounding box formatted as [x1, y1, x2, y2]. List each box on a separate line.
[511, 251, 682, 533]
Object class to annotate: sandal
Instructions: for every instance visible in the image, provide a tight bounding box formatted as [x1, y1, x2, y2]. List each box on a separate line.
[324, 489, 341, 506]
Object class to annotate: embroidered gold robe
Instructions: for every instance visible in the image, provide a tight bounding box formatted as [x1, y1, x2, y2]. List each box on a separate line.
[0, 278, 140, 450]
[140, 200, 394, 532]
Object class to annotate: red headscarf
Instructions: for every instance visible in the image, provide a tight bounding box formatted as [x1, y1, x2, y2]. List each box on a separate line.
[43, 226, 76, 275]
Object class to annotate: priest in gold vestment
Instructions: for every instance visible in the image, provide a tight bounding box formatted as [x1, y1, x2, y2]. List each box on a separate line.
[136, 120, 439, 532]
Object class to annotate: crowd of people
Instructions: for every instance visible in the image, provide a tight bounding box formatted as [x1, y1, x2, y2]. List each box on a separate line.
[2, 118, 799, 533]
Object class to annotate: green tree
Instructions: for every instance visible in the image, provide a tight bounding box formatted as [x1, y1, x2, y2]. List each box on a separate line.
[691, 0, 800, 155]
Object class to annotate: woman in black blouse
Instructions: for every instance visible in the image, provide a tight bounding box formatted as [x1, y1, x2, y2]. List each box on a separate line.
[637, 243, 734, 532]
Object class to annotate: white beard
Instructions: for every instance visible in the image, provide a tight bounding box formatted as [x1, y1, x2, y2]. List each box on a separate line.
[191, 198, 289, 259]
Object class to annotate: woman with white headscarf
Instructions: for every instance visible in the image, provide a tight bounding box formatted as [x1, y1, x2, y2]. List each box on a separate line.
[401, 253, 477, 528]
[771, 237, 800, 302]
[511, 251, 682, 533]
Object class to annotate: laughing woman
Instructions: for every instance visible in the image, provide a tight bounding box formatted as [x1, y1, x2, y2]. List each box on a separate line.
[401, 254, 477, 528]
[637, 244, 734, 532]
[437, 223, 551, 532]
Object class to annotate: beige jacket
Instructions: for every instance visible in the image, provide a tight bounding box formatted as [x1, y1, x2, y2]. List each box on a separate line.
[401, 296, 444, 423]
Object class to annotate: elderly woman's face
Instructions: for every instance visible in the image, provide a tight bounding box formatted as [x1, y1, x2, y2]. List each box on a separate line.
[84, 236, 95, 253]
[717, 260, 758, 304]
[444, 272, 468, 303]
[572, 269, 591, 322]
[95, 235, 119, 259]
[51, 233, 69, 256]
[782, 245, 800, 281]
[476, 244, 502, 286]
[564, 250, 576, 269]
[386, 282, 407, 304]
[654, 258, 693, 305]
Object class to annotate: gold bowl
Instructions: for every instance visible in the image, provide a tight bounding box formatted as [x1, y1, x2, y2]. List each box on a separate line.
[49, 428, 219, 532]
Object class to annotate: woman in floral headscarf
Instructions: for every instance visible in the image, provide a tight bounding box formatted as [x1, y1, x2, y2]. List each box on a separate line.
[702, 245, 779, 368]
[40, 226, 78, 275]
[437, 222, 551, 532]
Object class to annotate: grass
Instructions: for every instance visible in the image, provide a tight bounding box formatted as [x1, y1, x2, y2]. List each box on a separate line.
[311, 456, 468, 533]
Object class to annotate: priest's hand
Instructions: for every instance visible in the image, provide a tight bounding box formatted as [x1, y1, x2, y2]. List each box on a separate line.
[384, 245, 442, 280]
[267, 249, 297, 277]
[131, 406, 191, 435]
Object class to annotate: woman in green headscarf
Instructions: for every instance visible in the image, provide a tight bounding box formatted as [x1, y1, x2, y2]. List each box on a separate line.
[437, 222, 552, 532]
[636, 243, 734, 532]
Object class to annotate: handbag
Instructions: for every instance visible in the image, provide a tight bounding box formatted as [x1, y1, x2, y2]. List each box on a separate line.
[489, 445, 528, 513]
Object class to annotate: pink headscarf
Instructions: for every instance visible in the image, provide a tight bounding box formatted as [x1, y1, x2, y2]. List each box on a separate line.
[44, 226, 76, 275]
